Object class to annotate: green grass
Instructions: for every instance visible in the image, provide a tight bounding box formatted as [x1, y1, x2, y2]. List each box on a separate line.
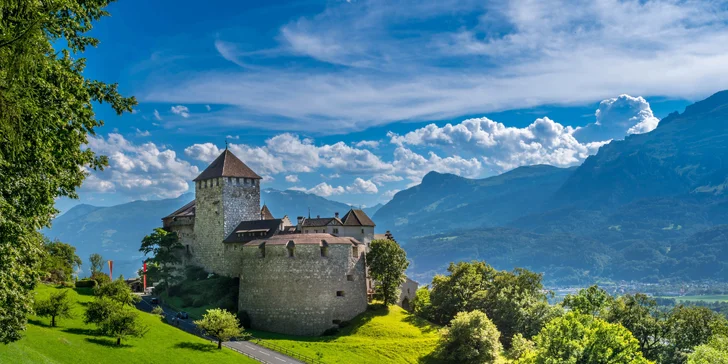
[0, 284, 256, 364]
[252, 304, 443, 364]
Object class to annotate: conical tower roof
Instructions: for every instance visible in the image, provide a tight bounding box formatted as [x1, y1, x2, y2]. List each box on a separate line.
[193, 149, 262, 181]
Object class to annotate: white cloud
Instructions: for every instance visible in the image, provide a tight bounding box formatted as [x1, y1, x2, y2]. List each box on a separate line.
[226, 135, 240, 140]
[392, 146, 483, 184]
[153, 109, 162, 121]
[142, 0, 728, 133]
[205, 105, 211, 111]
[372, 174, 403, 186]
[381, 189, 400, 201]
[135, 128, 151, 137]
[285, 175, 299, 183]
[354, 140, 379, 148]
[84, 133, 199, 199]
[170, 105, 190, 118]
[346, 178, 378, 194]
[574, 95, 660, 143]
[290, 182, 346, 197]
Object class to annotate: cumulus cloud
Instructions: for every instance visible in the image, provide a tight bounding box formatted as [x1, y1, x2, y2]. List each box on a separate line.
[135, 128, 151, 137]
[84, 133, 199, 199]
[354, 140, 380, 148]
[382, 189, 400, 201]
[574, 95, 660, 143]
[345, 178, 378, 194]
[392, 146, 483, 183]
[285, 175, 299, 183]
[170, 105, 190, 118]
[290, 182, 345, 197]
[226, 135, 240, 140]
[372, 174, 403, 186]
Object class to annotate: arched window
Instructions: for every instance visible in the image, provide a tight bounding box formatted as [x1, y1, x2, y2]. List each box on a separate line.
[286, 240, 295, 258]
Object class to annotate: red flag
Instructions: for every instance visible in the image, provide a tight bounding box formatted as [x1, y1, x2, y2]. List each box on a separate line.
[108, 260, 113, 280]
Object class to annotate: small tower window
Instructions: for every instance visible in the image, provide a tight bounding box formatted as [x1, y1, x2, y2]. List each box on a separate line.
[259, 242, 266, 258]
[336, 291, 345, 297]
[347, 275, 354, 281]
[361, 228, 365, 234]
[352, 246, 359, 258]
[320, 240, 329, 257]
[286, 241, 295, 258]
[333, 228, 339, 234]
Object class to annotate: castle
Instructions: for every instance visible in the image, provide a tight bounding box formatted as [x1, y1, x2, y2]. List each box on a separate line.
[161, 149, 399, 336]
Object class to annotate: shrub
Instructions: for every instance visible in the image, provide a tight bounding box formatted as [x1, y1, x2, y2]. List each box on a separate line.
[181, 295, 195, 307]
[151, 306, 165, 316]
[321, 327, 340, 336]
[59, 281, 75, 288]
[75, 279, 98, 288]
[185, 266, 208, 281]
[91, 272, 111, 286]
[167, 284, 182, 297]
[508, 333, 535, 360]
[437, 310, 502, 364]
[192, 297, 206, 308]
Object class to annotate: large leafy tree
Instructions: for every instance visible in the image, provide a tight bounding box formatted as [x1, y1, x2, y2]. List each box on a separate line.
[436, 310, 502, 364]
[687, 335, 728, 364]
[40, 238, 82, 282]
[662, 305, 728, 364]
[604, 294, 665, 362]
[194, 308, 244, 349]
[366, 239, 409, 306]
[562, 285, 613, 316]
[0, 0, 135, 343]
[139, 228, 183, 291]
[519, 312, 653, 364]
[34, 289, 74, 327]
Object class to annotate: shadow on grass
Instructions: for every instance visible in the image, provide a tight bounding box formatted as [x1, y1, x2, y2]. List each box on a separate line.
[75, 287, 95, 296]
[63, 327, 97, 336]
[173, 342, 218, 352]
[85, 337, 132, 348]
[402, 313, 439, 334]
[27, 318, 52, 327]
[417, 351, 445, 364]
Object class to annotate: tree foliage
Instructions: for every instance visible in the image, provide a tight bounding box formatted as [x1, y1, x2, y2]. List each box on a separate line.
[194, 308, 243, 349]
[40, 238, 82, 283]
[84, 296, 147, 345]
[89, 253, 104, 275]
[519, 312, 653, 364]
[604, 293, 664, 362]
[688, 335, 728, 364]
[662, 305, 728, 363]
[436, 310, 502, 364]
[366, 239, 409, 306]
[562, 285, 613, 316]
[94, 278, 140, 307]
[34, 289, 74, 327]
[140, 228, 183, 290]
[0, 0, 135, 343]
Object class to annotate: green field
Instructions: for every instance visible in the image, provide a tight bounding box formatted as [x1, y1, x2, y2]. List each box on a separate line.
[0, 284, 256, 364]
[253, 304, 443, 364]
[661, 295, 728, 303]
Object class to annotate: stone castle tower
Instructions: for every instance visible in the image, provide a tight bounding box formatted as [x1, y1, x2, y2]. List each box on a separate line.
[193, 149, 261, 274]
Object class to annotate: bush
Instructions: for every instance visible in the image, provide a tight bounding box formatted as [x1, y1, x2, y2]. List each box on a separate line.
[151, 306, 165, 316]
[508, 333, 535, 360]
[437, 310, 502, 364]
[75, 279, 98, 288]
[321, 327, 340, 336]
[192, 297, 206, 308]
[167, 284, 182, 297]
[237, 311, 252, 329]
[91, 272, 111, 286]
[59, 281, 75, 288]
[185, 266, 208, 281]
[181, 295, 195, 307]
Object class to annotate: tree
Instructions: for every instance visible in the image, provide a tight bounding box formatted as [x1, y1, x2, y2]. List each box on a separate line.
[0, 0, 135, 343]
[34, 290, 73, 327]
[662, 305, 728, 363]
[366, 239, 409, 306]
[89, 253, 104, 275]
[194, 308, 244, 349]
[436, 310, 502, 364]
[139, 228, 183, 292]
[521, 312, 653, 364]
[84, 297, 147, 345]
[562, 285, 613, 316]
[94, 278, 140, 307]
[688, 335, 728, 364]
[412, 286, 433, 321]
[604, 294, 665, 362]
[40, 239, 82, 282]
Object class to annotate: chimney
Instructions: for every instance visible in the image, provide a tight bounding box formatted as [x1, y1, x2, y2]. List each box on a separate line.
[335, 212, 339, 218]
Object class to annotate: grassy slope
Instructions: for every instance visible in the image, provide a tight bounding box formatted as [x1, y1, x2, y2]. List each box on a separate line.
[253, 305, 443, 364]
[0, 284, 255, 364]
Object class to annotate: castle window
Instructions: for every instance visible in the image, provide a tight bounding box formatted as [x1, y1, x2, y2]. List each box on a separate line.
[286, 241, 295, 258]
[320, 240, 329, 257]
[336, 291, 345, 297]
[259, 242, 266, 258]
[347, 275, 354, 281]
[361, 228, 365, 234]
[314, 229, 318, 233]
[333, 228, 339, 234]
[352, 246, 359, 258]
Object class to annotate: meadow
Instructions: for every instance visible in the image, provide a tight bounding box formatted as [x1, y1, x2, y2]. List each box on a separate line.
[0, 284, 256, 364]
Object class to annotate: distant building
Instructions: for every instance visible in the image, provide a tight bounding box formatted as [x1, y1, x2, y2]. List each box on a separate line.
[162, 149, 379, 336]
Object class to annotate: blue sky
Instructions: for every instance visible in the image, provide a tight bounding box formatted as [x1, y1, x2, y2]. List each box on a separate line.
[61, 0, 728, 213]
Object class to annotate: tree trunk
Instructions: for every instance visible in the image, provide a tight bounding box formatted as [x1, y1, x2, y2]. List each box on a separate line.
[51, 315, 56, 327]
[116, 337, 121, 346]
[217, 340, 222, 349]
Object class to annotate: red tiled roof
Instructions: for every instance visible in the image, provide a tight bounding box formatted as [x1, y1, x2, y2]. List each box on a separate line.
[193, 149, 261, 181]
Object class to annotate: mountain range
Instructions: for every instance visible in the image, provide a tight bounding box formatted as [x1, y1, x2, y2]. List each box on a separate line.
[46, 91, 728, 284]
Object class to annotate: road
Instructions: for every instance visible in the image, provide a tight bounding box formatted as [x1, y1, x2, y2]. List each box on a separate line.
[136, 295, 305, 364]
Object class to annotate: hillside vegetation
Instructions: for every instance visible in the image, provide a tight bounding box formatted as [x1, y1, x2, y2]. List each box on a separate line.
[0, 284, 255, 364]
[254, 304, 446, 364]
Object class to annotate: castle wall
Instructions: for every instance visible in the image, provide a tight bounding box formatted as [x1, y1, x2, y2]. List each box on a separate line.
[238, 243, 368, 336]
[339, 226, 374, 249]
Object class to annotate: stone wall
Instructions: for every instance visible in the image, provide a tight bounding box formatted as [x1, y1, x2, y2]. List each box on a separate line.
[193, 177, 260, 276]
[238, 243, 368, 336]
[339, 226, 374, 249]
[398, 277, 419, 311]
[166, 216, 196, 265]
